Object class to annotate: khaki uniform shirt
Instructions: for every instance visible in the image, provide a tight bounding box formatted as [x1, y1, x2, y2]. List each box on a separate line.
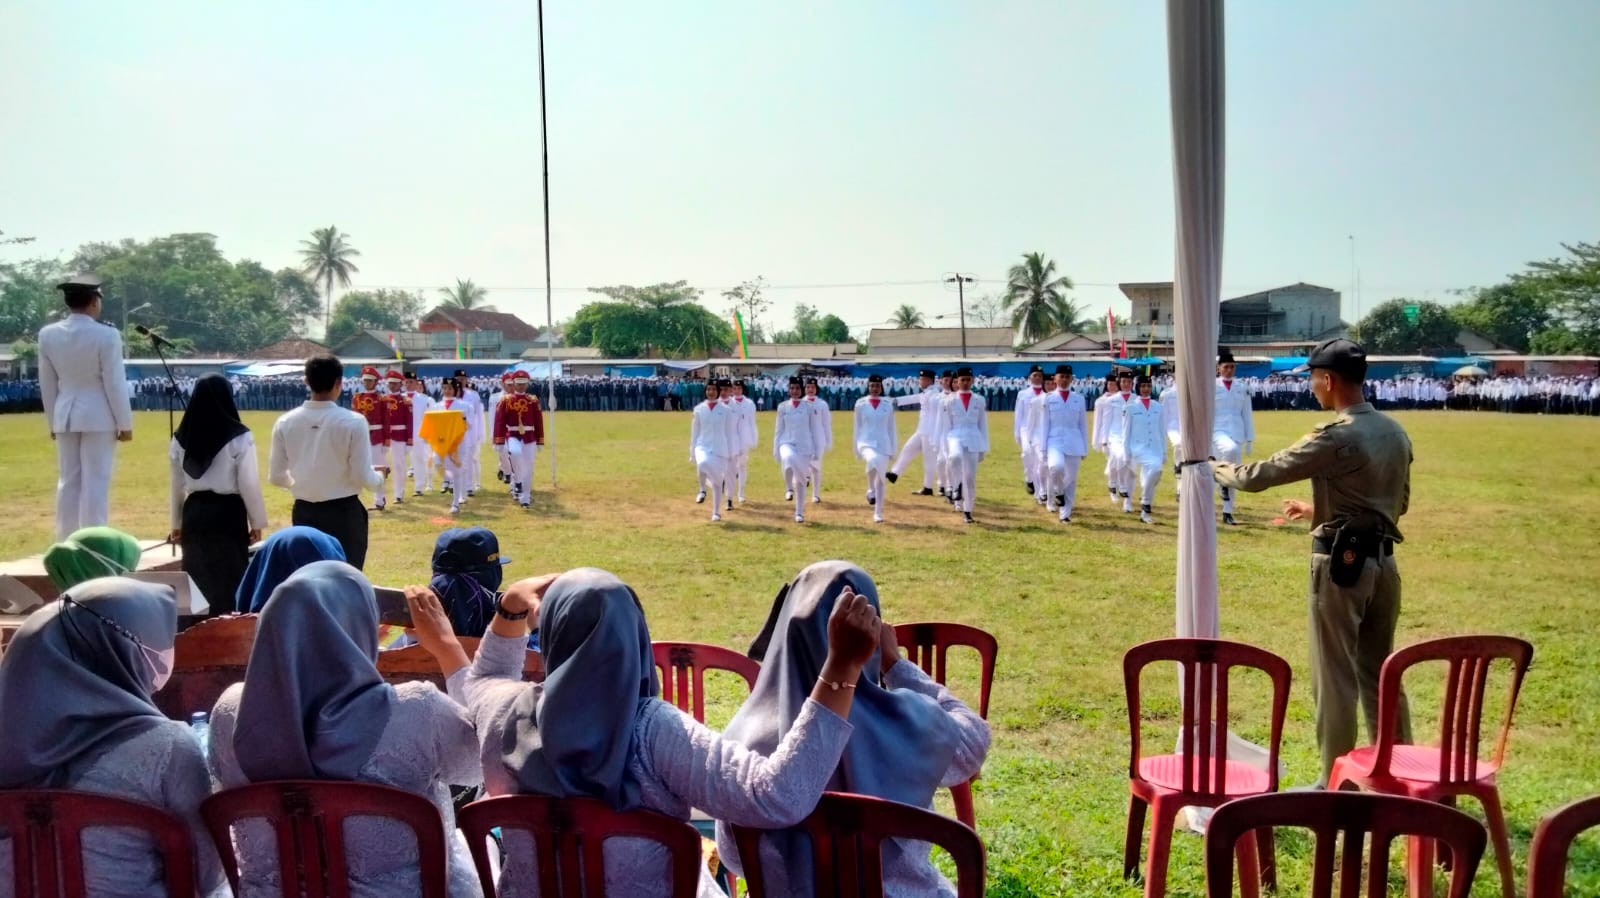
[1210, 402, 1412, 541]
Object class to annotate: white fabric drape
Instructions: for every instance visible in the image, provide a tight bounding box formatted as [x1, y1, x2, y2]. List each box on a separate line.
[1167, 0, 1224, 643]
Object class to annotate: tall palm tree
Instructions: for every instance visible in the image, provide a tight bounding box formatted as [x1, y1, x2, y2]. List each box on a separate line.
[891, 304, 925, 329]
[299, 226, 361, 331]
[439, 278, 494, 311]
[1002, 252, 1080, 344]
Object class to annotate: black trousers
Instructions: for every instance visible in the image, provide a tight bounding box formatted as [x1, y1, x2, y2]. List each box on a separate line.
[292, 495, 369, 570]
[182, 491, 250, 615]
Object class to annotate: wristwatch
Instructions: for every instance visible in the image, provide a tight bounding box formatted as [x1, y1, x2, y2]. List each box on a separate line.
[495, 601, 530, 621]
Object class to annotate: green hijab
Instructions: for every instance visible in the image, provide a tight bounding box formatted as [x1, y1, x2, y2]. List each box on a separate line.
[43, 527, 142, 592]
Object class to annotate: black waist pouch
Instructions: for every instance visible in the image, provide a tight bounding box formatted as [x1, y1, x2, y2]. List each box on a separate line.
[1326, 528, 1374, 588]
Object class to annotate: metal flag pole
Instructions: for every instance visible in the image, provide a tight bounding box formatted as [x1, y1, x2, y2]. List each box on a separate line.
[536, 0, 557, 487]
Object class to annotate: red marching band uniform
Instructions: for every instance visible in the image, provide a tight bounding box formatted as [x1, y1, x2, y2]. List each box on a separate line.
[382, 370, 413, 448]
[351, 367, 388, 447]
[493, 391, 544, 447]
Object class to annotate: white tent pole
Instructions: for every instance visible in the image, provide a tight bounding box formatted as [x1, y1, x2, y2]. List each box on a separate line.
[536, 0, 556, 487]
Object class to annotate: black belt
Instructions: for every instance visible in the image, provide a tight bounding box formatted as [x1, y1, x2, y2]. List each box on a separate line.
[1313, 536, 1394, 556]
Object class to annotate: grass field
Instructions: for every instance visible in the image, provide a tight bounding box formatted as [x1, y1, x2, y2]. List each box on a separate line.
[3, 407, 1598, 896]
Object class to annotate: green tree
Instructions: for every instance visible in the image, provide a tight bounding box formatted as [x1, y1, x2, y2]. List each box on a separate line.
[816, 314, 850, 343]
[1354, 299, 1460, 354]
[1529, 322, 1589, 354]
[299, 226, 361, 332]
[1510, 240, 1600, 354]
[1003, 252, 1081, 343]
[569, 281, 729, 357]
[273, 268, 322, 329]
[10, 338, 37, 376]
[0, 258, 67, 341]
[326, 289, 427, 347]
[439, 278, 494, 311]
[722, 276, 769, 336]
[891, 304, 925, 328]
[1448, 284, 1551, 353]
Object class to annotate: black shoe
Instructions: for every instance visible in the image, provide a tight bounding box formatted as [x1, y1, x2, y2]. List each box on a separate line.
[1142, 504, 1152, 514]
[1223, 513, 1237, 526]
[885, 471, 898, 484]
[915, 487, 934, 496]
[695, 491, 706, 504]
[1025, 481, 1035, 495]
[1056, 494, 1066, 506]
[963, 512, 975, 524]
[866, 494, 875, 505]
[727, 498, 733, 510]
[938, 487, 946, 497]
[467, 489, 475, 498]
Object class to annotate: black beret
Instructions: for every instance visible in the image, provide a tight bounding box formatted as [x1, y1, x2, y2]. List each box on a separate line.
[1217, 349, 1235, 364]
[940, 370, 954, 379]
[1028, 364, 1044, 375]
[452, 369, 469, 378]
[1136, 374, 1153, 386]
[918, 368, 936, 378]
[867, 373, 883, 383]
[788, 376, 803, 386]
[1305, 338, 1368, 380]
[954, 367, 974, 378]
[1055, 364, 1073, 376]
[804, 376, 819, 385]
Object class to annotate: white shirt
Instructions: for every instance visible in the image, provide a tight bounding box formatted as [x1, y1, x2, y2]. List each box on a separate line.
[723, 396, 758, 452]
[38, 312, 134, 433]
[268, 400, 385, 502]
[1013, 385, 1046, 445]
[1031, 389, 1088, 457]
[168, 432, 269, 530]
[852, 395, 897, 457]
[408, 390, 434, 430]
[1121, 395, 1166, 463]
[689, 399, 736, 459]
[802, 395, 833, 451]
[773, 398, 825, 459]
[1214, 378, 1255, 445]
[941, 391, 990, 454]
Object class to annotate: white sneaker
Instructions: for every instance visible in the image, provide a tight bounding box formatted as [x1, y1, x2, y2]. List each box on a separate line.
[785, 490, 794, 501]
[1140, 510, 1153, 524]
[794, 514, 804, 523]
[873, 513, 884, 523]
[1123, 498, 1133, 513]
[811, 495, 821, 504]
[450, 501, 460, 514]
[711, 513, 721, 522]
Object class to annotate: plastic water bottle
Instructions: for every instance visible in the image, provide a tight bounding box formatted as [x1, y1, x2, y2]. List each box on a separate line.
[189, 711, 210, 758]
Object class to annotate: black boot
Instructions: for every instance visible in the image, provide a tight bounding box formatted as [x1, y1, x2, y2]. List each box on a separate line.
[885, 471, 898, 484]
[1025, 481, 1035, 495]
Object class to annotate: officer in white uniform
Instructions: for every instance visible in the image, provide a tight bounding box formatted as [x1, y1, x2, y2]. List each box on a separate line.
[39, 276, 134, 539]
[1014, 365, 1048, 503]
[1121, 374, 1166, 523]
[852, 373, 897, 523]
[888, 369, 943, 495]
[689, 379, 735, 521]
[1030, 364, 1088, 523]
[1213, 350, 1255, 525]
[940, 367, 990, 524]
[774, 377, 826, 523]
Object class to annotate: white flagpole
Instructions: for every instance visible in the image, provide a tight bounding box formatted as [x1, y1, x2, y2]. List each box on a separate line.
[536, 0, 556, 486]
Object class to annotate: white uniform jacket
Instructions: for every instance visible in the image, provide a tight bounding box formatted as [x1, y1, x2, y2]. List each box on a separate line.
[941, 391, 990, 455]
[852, 396, 897, 458]
[724, 396, 758, 452]
[802, 395, 833, 452]
[1097, 392, 1132, 452]
[1013, 386, 1045, 446]
[38, 313, 133, 433]
[1213, 378, 1255, 446]
[1030, 389, 1089, 457]
[690, 399, 736, 459]
[773, 398, 825, 460]
[1120, 395, 1166, 465]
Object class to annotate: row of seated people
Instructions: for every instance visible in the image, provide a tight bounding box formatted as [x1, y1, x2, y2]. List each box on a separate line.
[0, 543, 991, 897]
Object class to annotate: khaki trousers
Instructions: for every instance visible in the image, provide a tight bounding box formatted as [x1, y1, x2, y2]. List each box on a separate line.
[1308, 551, 1412, 786]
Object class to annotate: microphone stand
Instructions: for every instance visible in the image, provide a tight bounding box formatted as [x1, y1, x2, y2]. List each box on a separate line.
[146, 333, 186, 440]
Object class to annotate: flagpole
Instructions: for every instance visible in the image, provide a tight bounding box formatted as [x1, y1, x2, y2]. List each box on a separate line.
[537, 0, 557, 487]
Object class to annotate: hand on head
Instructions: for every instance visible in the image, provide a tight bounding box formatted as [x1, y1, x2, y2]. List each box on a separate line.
[498, 573, 561, 617]
[824, 585, 881, 672]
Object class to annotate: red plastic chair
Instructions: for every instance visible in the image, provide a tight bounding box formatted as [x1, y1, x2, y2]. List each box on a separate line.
[0, 790, 197, 898]
[1205, 792, 1487, 898]
[1328, 635, 1533, 898]
[1123, 637, 1292, 898]
[730, 791, 985, 898]
[1525, 794, 1600, 898]
[893, 621, 998, 828]
[652, 641, 761, 725]
[456, 794, 703, 898]
[199, 780, 449, 898]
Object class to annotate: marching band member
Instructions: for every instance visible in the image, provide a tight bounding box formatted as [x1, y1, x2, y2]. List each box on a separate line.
[350, 367, 391, 510]
[380, 370, 412, 506]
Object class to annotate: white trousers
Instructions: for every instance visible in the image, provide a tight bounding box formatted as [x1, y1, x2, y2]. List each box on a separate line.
[1020, 439, 1042, 485]
[778, 444, 812, 517]
[862, 447, 890, 516]
[694, 447, 728, 513]
[382, 443, 408, 502]
[723, 451, 750, 500]
[890, 431, 940, 490]
[409, 440, 434, 491]
[1043, 448, 1083, 519]
[54, 430, 116, 539]
[1105, 443, 1134, 495]
[508, 440, 537, 500]
[1130, 451, 1164, 505]
[1212, 434, 1243, 512]
[948, 448, 981, 513]
[368, 443, 390, 502]
[808, 454, 824, 497]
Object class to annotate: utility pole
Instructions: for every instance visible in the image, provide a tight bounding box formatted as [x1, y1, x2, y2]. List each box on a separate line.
[944, 273, 976, 357]
[1347, 234, 1360, 329]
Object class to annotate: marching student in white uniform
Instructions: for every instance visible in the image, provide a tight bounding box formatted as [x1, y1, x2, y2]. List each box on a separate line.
[490, 371, 512, 488]
[689, 379, 735, 521]
[453, 370, 485, 496]
[1121, 375, 1166, 524]
[852, 374, 898, 523]
[1030, 364, 1089, 523]
[38, 276, 134, 539]
[1212, 350, 1255, 525]
[1013, 365, 1048, 502]
[801, 377, 832, 503]
[1094, 371, 1136, 509]
[940, 367, 990, 525]
[405, 371, 435, 495]
[934, 370, 957, 498]
[888, 368, 943, 496]
[723, 380, 758, 506]
[1159, 382, 1184, 501]
[774, 377, 826, 523]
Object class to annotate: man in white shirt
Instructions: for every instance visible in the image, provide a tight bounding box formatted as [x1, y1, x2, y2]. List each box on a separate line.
[941, 367, 990, 524]
[801, 377, 832, 503]
[38, 276, 134, 539]
[774, 377, 826, 523]
[1213, 351, 1255, 525]
[1121, 375, 1166, 524]
[689, 379, 735, 521]
[404, 371, 435, 495]
[1030, 364, 1089, 523]
[1014, 365, 1048, 502]
[852, 374, 897, 523]
[887, 368, 943, 496]
[268, 355, 385, 568]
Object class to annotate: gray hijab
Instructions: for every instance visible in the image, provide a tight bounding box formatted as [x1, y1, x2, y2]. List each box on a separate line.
[501, 568, 660, 810]
[0, 578, 178, 788]
[233, 560, 397, 781]
[725, 561, 959, 806]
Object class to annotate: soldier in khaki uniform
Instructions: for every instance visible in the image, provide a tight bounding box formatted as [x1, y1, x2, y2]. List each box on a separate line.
[1210, 338, 1413, 786]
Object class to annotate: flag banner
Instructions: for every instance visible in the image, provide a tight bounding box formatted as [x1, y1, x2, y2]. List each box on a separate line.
[455, 328, 464, 360]
[732, 311, 750, 359]
[388, 332, 400, 359]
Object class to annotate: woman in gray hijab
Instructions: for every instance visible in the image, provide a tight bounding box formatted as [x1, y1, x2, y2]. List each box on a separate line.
[716, 560, 992, 898]
[206, 560, 483, 898]
[401, 566, 883, 898]
[0, 578, 229, 897]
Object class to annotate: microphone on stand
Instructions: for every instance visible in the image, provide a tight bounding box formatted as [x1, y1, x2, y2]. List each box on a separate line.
[134, 324, 175, 350]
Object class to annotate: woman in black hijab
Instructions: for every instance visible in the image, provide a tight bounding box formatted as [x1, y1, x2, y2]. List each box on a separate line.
[168, 373, 268, 614]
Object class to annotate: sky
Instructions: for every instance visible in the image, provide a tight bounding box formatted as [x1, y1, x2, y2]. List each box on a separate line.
[2, 1, 1596, 339]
